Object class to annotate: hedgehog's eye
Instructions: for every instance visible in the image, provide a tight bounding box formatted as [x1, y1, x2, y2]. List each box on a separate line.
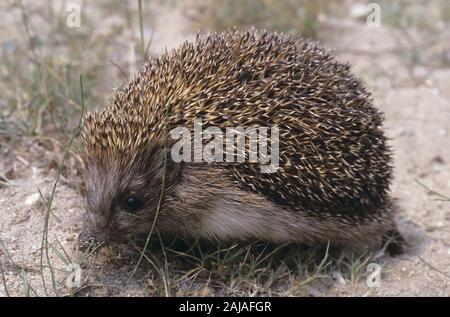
[121, 196, 143, 213]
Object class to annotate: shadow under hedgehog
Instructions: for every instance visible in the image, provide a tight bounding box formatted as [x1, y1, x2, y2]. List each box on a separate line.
[79, 29, 405, 255]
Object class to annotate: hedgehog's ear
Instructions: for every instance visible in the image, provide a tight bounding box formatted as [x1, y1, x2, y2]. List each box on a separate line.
[164, 156, 183, 185]
[142, 146, 183, 187]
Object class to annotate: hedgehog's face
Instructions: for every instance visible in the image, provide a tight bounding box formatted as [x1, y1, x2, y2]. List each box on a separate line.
[79, 155, 166, 249]
[79, 112, 152, 248]
[79, 110, 180, 250]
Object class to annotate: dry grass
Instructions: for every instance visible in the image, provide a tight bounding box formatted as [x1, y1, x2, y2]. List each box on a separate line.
[379, 0, 450, 70]
[0, 0, 155, 139]
[71, 238, 387, 297]
[188, 0, 337, 39]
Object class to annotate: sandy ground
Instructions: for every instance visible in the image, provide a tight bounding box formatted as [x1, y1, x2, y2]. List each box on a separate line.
[327, 24, 450, 296]
[1, 3, 449, 296]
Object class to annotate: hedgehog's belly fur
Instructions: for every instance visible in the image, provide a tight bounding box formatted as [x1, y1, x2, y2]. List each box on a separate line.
[161, 165, 394, 250]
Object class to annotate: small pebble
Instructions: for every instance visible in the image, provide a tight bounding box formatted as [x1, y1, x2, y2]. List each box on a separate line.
[25, 193, 41, 207]
[332, 271, 346, 285]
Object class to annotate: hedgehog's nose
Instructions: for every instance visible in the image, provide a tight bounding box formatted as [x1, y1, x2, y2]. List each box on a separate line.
[78, 226, 105, 253]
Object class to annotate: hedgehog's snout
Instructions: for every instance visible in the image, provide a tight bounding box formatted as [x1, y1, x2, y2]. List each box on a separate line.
[78, 214, 107, 252]
[78, 226, 102, 252]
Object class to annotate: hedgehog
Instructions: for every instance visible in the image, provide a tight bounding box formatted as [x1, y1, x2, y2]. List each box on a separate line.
[79, 30, 404, 254]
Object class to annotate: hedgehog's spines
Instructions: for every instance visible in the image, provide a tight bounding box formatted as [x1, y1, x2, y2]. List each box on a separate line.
[81, 29, 393, 223]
